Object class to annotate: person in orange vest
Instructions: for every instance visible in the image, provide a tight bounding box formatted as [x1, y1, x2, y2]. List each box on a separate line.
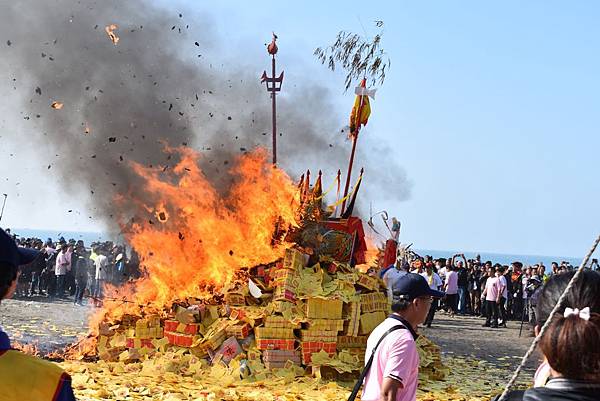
[0, 228, 76, 401]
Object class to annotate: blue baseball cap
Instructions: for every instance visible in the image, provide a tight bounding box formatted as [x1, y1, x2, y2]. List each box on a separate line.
[0, 228, 40, 267]
[392, 273, 445, 300]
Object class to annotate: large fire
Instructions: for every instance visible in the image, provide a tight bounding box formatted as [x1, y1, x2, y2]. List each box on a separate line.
[96, 145, 300, 324]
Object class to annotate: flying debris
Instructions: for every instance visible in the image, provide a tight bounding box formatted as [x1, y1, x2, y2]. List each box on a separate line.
[105, 24, 119, 45]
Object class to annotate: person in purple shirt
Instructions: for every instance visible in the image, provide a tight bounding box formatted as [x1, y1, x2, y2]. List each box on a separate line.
[0, 228, 76, 401]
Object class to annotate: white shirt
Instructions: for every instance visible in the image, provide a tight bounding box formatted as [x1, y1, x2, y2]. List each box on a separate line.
[55, 250, 72, 276]
[420, 272, 442, 290]
[95, 254, 109, 280]
[522, 276, 529, 299]
[498, 275, 508, 298]
[383, 268, 408, 302]
[445, 271, 458, 295]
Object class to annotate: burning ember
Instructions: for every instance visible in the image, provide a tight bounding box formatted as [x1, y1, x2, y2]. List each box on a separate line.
[105, 24, 120, 45]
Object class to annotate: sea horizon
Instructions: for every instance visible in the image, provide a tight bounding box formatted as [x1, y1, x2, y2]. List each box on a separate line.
[9, 227, 583, 268]
[414, 248, 581, 269]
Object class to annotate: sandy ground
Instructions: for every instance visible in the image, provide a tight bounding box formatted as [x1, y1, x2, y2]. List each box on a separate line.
[0, 296, 91, 354]
[422, 311, 540, 375]
[0, 297, 540, 377]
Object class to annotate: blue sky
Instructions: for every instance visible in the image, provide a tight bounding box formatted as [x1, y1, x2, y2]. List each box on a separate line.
[2, 1, 598, 258]
[140, 0, 600, 257]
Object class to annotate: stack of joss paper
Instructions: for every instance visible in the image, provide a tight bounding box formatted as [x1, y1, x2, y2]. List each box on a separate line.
[94, 247, 447, 381]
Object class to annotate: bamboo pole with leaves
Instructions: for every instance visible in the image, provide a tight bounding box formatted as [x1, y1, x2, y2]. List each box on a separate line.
[314, 21, 390, 216]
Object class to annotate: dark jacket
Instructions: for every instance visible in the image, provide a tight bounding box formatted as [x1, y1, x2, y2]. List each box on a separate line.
[497, 379, 600, 401]
[457, 267, 469, 287]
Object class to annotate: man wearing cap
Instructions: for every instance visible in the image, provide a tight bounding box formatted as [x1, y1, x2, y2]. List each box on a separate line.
[362, 273, 444, 401]
[0, 228, 76, 400]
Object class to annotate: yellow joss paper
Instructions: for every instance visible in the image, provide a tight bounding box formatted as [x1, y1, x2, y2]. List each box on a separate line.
[110, 333, 127, 348]
[152, 337, 169, 351]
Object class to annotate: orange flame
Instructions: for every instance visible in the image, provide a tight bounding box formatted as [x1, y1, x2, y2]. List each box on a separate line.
[96, 146, 299, 323]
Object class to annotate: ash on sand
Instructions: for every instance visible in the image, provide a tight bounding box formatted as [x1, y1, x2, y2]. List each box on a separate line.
[2, 298, 539, 374]
[0, 297, 91, 354]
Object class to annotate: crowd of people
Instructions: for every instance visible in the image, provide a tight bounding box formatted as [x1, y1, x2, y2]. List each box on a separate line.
[377, 252, 599, 333]
[363, 254, 600, 401]
[5, 230, 140, 306]
[1, 227, 599, 400]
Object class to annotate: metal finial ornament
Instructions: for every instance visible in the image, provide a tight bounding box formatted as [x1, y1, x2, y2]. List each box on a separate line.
[260, 32, 284, 165]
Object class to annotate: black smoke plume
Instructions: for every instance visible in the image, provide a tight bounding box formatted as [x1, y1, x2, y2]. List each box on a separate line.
[0, 0, 410, 232]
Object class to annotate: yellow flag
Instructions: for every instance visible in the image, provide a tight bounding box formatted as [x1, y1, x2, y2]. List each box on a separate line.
[349, 79, 372, 135]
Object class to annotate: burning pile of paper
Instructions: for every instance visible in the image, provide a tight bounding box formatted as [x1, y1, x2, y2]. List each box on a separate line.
[91, 245, 447, 380]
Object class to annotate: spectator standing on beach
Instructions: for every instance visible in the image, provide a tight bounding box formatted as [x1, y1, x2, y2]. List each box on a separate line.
[550, 262, 559, 276]
[127, 249, 141, 279]
[40, 245, 56, 296]
[29, 241, 45, 296]
[420, 263, 443, 327]
[479, 265, 490, 317]
[496, 265, 508, 327]
[440, 258, 452, 281]
[482, 265, 500, 328]
[468, 262, 482, 316]
[444, 262, 459, 317]
[54, 244, 72, 298]
[510, 262, 524, 319]
[503, 265, 514, 320]
[455, 254, 469, 314]
[114, 249, 127, 284]
[383, 260, 409, 303]
[93, 249, 109, 302]
[521, 267, 532, 321]
[72, 243, 88, 306]
[526, 275, 543, 332]
[538, 264, 549, 283]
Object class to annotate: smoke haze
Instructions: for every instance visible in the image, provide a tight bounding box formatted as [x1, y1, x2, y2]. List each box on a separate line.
[0, 0, 410, 232]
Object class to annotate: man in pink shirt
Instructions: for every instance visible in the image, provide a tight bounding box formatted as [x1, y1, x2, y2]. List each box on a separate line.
[361, 273, 444, 401]
[54, 243, 72, 298]
[481, 266, 500, 328]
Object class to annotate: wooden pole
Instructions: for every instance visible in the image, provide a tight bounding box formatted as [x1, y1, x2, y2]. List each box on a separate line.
[341, 92, 365, 215]
[271, 55, 277, 165]
[341, 132, 359, 215]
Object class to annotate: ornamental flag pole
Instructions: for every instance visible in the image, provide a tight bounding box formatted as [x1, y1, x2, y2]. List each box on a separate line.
[260, 33, 284, 165]
[341, 79, 375, 215]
